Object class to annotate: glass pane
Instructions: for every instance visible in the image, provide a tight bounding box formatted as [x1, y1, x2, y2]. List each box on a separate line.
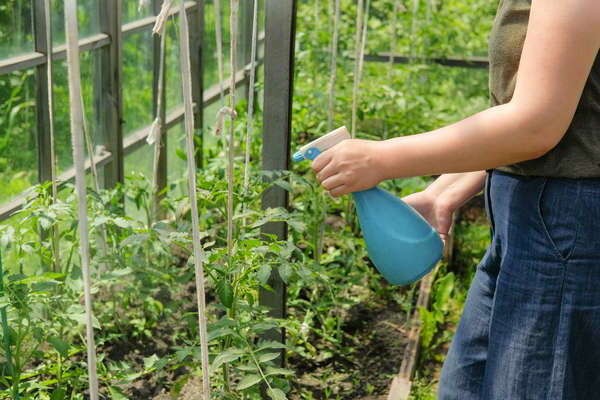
[204, 0, 232, 90]
[166, 123, 186, 198]
[0, 0, 34, 59]
[51, 0, 101, 47]
[124, 144, 153, 218]
[122, 0, 154, 25]
[122, 30, 154, 136]
[52, 50, 98, 174]
[165, 16, 183, 113]
[0, 69, 37, 203]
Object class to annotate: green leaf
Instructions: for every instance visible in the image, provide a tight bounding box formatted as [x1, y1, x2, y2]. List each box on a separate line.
[108, 386, 128, 400]
[48, 336, 70, 358]
[278, 264, 294, 284]
[176, 148, 187, 161]
[434, 272, 455, 315]
[265, 366, 294, 377]
[144, 354, 159, 370]
[207, 327, 234, 342]
[211, 348, 244, 372]
[256, 340, 287, 352]
[257, 265, 272, 285]
[50, 387, 66, 400]
[267, 388, 287, 400]
[237, 374, 262, 390]
[258, 352, 280, 364]
[216, 279, 234, 309]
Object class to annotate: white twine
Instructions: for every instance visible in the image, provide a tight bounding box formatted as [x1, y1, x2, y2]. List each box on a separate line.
[351, 0, 364, 138]
[64, 1, 99, 398]
[152, 0, 174, 36]
[214, 106, 236, 136]
[243, 0, 259, 193]
[43, 0, 61, 272]
[214, 0, 225, 103]
[226, 0, 239, 260]
[327, 0, 341, 131]
[179, 1, 212, 398]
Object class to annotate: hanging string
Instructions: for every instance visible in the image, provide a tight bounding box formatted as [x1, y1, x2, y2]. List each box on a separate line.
[43, 0, 61, 273]
[178, 1, 212, 398]
[327, 0, 341, 131]
[64, 1, 99, 398]
[214, 0, 226, 103]
[226, 0, 239, 261]
[242, 0, 259, 197]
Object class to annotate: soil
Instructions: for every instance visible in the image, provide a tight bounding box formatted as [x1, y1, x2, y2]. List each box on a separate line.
[289, 297, 411, 399]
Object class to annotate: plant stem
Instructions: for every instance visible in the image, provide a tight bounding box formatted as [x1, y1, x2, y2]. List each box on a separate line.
[0, 248, 16, 399]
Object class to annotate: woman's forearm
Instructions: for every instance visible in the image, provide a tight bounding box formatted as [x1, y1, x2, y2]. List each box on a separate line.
[376, 103, 553, 180]
[432, 171, 487, 211]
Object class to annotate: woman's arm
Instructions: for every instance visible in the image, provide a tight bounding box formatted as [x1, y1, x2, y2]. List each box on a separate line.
[403, 171, 487, 241]
[313, 0, 600, 197]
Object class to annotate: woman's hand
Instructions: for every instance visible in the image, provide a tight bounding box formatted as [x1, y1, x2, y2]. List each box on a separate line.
[402, 189, 456, 243]
[311, 139, 385, 197]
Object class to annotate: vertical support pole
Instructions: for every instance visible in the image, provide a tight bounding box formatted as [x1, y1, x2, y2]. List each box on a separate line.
[188, 0, 205, 168]
[259, 0, 297, 365]
[99, 0, 124, 189]
[152, 0, 167, 206]
[33, 0, 52, 184]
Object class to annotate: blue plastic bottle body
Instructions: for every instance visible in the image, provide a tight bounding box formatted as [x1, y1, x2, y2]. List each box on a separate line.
[294, 147, 443, 285]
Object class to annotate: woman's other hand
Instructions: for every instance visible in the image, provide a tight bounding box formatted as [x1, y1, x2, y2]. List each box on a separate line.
[402, 189, 456, 243]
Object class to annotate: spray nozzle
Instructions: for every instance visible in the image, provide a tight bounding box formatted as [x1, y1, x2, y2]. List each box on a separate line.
[292, 126, 351, 162]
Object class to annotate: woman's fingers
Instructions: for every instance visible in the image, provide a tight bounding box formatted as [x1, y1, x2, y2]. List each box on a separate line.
[329, 185, 350, 198]
[321, 174, 345, 191]
[311, 150, 333, 173]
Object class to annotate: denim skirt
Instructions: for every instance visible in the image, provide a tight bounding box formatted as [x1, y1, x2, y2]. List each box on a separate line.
[438, 170, 600, 399]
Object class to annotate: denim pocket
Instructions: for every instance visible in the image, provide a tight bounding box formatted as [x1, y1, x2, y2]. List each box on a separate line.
[536, 178, 581, 261]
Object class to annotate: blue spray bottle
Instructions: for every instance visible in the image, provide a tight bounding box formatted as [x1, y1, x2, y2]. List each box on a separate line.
[293, 127, 443, 285]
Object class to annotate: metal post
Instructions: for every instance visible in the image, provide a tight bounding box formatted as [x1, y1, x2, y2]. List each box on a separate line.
[259, 0, 297, 365]
[33, 0, 52, 184]
[188, 0, 204, 167]
[98, 0, 124, 189]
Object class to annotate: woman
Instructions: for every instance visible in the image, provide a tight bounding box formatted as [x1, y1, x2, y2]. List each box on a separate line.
[311, 1, 600, 398]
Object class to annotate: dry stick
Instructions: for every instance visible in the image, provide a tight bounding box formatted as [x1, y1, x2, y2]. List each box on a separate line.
[178, 2, 211, 398]
[327, 0, 341, 131]
[390, 0, 401, 70]
[410, 0, 419, 61]
[242, 0, 259, 197]
[214, 0, 225, 103]
[64, 1, 99, 398]
[149, 1, 172, 221]
[350, 0, 364, 138]
[149, 34, 166, 221]
[227, 0, 239, 261]
[43, 0, 61, 274]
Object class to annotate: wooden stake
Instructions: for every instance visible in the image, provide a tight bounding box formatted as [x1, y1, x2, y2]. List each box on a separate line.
[64, 1, 99, 398]
[179, 2, 212, 398]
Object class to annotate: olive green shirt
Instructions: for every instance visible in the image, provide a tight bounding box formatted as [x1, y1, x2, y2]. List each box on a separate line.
[490, 0, 600, 178]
